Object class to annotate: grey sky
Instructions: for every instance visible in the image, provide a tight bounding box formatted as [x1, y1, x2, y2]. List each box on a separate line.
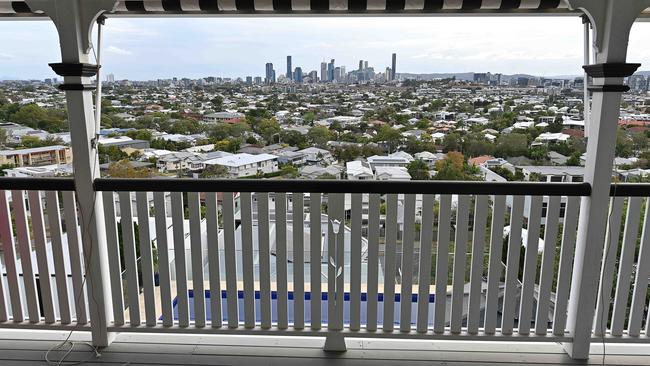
[1, 17, 649, 80]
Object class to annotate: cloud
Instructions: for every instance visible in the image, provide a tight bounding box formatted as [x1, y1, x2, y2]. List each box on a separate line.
[106, 46, 132, 55]
[0, 53, 13, 60]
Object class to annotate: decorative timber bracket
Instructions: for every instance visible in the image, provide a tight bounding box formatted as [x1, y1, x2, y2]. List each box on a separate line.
[25, 0, 117, 60]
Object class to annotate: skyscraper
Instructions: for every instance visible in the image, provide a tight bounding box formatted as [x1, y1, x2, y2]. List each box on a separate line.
[294, 67, 303, 83]
[391, 53, 396, 81]
[320, 62, 327, 82]
[286, 56, 292, 81]
[364, 61, 368, 70]
[359, 60, 363, 71]
[246, 76, 253, 85]
[328, 59, 335, 82]
[334, 67, 341, 82]
[265, 62, 275, 84]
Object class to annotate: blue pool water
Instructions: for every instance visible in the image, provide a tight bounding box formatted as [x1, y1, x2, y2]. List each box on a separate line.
[169, 290, 436, 326]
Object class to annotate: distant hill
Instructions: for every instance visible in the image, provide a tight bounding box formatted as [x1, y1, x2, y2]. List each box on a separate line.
[397, 72, 475, 81]
[398, 72, 571, 82]
[398, 70, 650, 82]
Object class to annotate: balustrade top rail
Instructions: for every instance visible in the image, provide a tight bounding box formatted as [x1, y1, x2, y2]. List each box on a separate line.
[0, 177, 76, 191]
[94, 178, 593, 196]
[3, 176, 648, 197]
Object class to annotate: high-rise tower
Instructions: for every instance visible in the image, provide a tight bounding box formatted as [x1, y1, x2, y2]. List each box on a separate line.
[286, 56, 292, 80]
[391, 53, 397, 81]
[265, 62, 275, 84]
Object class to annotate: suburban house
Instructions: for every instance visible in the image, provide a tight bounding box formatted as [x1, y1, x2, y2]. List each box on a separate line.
[201, 111, 245, 124]
[346, 160, 374, 180]
[375, 166, 412, 181]
[204, 153, 278, 178]
[366, 151, 414, 170]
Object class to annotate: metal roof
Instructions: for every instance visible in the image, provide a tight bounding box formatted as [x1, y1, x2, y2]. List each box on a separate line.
[0, 0, 590, 18]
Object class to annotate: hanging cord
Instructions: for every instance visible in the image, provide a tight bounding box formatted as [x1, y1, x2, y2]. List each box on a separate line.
[598, 163, 620, 366]
[45, 15, 109, 366]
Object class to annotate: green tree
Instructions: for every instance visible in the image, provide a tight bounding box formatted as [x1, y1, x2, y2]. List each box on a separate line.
[258, 118, 281, 144]
[106, 160, 152, 178]
[407, 159, 430, 180]
[303, 111, 316, 125]
[126, 129, 153, 141]
[442, 133, 462, 153]
[615, 130, 633, 157]
[280, 130, 308, 149]
[201, 164, 229, 178]
[317, 173, 337, 179]
[375, 125, 402, 153]
[211, 96, 223, 110]
[308, 126, 333, 147]
[495, 133, 528, 158]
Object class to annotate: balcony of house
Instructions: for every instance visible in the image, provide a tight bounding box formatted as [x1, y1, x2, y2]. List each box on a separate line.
[2, 0, 650, 365]
[1, 177, 650, 365]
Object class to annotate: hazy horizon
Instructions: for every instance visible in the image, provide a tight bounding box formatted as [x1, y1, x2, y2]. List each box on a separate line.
[1, 16, 650, 80]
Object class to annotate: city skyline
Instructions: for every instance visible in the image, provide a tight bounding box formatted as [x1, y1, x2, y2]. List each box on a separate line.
[1, 17, 650, 80]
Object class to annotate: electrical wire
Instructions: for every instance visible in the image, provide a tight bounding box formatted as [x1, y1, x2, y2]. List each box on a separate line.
[598, 162, 620, 366]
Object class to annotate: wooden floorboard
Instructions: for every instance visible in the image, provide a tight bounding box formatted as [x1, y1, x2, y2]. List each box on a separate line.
[0, 331, 649, 365]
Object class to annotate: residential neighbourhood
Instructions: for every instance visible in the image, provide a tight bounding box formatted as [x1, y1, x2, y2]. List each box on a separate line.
[2, 69, 649, 183]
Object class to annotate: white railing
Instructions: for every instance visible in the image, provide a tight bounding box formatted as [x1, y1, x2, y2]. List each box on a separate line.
[1, 178, 649, 351]
[0, 179, 88, 329]
[93, 179, 589, 339]
[594, 188, 650, 340]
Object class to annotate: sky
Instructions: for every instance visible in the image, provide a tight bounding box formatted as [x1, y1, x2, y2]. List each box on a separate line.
[1, 16, 650, 80]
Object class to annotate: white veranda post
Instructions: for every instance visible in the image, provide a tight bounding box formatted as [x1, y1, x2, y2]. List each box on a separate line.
[564, 0, 650, 360]
[25, 0, 119, 347]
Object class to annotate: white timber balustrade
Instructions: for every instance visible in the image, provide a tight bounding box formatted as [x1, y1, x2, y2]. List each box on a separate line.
[73, 178, 611, 351]
[2, 175, 650, 359]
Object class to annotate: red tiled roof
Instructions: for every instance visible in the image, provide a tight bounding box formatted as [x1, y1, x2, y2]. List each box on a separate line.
[468, 155, 494, 166]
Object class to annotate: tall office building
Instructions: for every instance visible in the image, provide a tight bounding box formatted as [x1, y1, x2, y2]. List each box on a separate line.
[265, 62, 275, 84]
[294, 67, 303, 83]
[254, 76, 262, 85]
[359, 60, 363, 71]
[334, 67, 341, 82]
[340, 66, 346, 82]
[328, 59, 335, 82]
[308, 70, 318, 82]
[320, 62, 327, 82]
[391, 53, 396, 80]
[385, 67, 392, 82]
[364, 61, 368, 70]
[286, 56, 292, 81]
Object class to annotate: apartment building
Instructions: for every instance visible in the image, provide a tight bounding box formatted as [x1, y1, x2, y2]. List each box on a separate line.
[0, 145, 72, 167]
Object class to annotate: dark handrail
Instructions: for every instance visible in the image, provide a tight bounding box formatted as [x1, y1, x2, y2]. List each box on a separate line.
[3, 177, 647, 197]
[610, 183, 650, 197]
[94, 178, 593, 196]
[0, 177, 76, 191]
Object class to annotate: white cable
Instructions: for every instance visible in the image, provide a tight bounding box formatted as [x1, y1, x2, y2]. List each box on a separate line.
[94, 17, 104, 137]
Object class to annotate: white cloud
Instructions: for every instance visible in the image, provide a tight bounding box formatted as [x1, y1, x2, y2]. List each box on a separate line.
[106, 46, 132, 55]
[0, 52, 13, 60]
